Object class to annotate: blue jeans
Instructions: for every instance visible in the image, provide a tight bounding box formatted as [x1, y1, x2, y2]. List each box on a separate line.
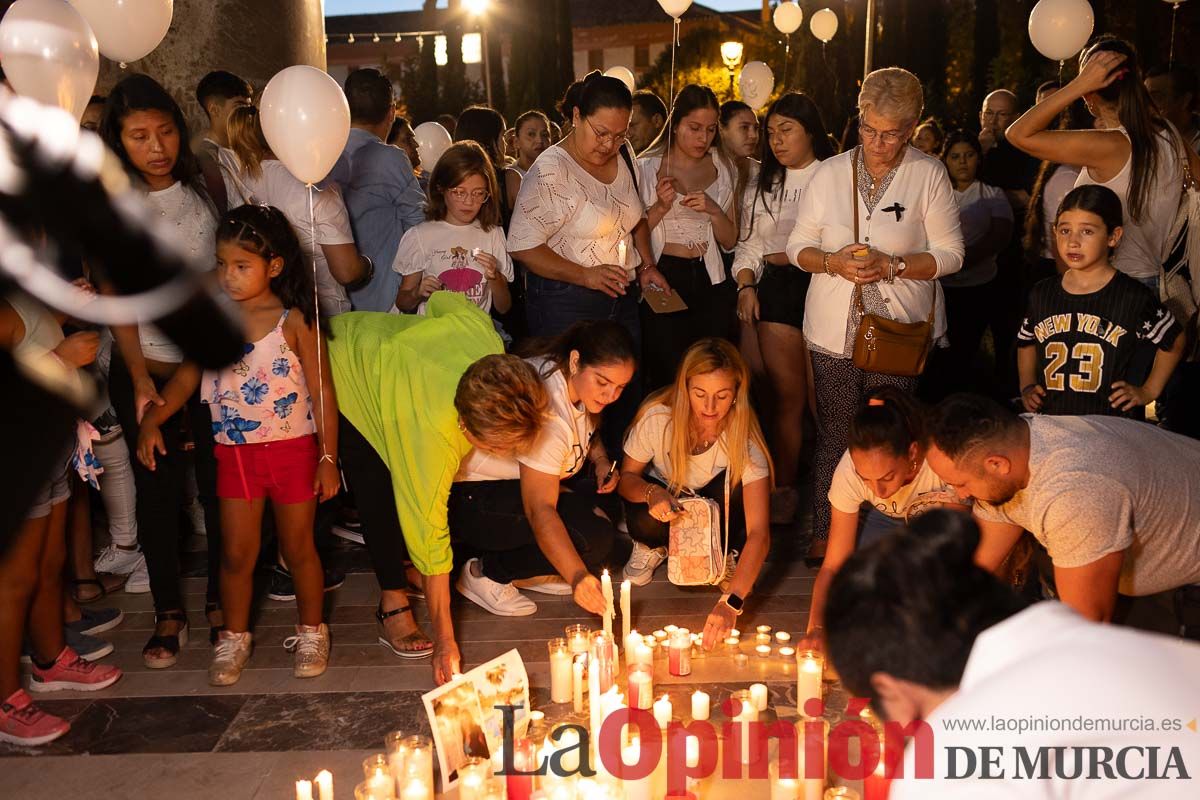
[857, 506, 904, 549]
[525, 272, 643, 456]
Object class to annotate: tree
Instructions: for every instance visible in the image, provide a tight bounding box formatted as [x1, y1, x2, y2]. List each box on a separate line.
[444, 0, 467, 115]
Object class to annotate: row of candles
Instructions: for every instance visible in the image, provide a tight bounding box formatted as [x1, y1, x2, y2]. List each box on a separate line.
[295, 731, 435, 800]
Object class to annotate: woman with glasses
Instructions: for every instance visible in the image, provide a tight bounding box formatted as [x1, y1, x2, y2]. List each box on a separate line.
[392, 142, 513, 318]
[786, 67, 964, 564]
[637, 84, 739, 390]
[450, 320, 636, 618]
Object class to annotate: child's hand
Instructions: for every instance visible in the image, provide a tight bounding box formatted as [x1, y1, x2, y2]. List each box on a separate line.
[53, 330, 100, 368]
[418, 274, 443, 300]
[1021, 384, 1046, 413]
[1109, 381, 1151, 412]
[314, 459, 340, 503]
[133, 376, 166, 424]
[137, 422, 166, 471]
[474, 251, 501, 280]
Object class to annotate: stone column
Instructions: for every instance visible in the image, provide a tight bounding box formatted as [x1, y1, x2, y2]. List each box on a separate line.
[94, 0, 326, 131]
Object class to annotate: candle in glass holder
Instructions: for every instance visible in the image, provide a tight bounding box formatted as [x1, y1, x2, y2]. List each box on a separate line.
[565, 624, 592, 654]
[398, 779, 430, 800]
[316, 770, 334, 800]
[750, 683, 769, 711]
[548, 638, 573, 704]
[653, 629, 668, 642]
[691, 690, 710, 721]
[398, 736, 433, 797]
[653, 694, 672, 728]
[631, 640, 652, 668]
[458, 757, 493, 800]
[591, 631, 615, 693]
[756, 644, 772, 658]
[296, 780, 314, 800]
[778, 646, 796, 660]
[796, 649, 824, 713]
[864, 755, 890, 800]
[769, 762, 801, 800]
[507, 737, 538, 800]
[724, 635, 740, 650]
[668, 629, 692, 676]
[628, 662, 654, 710]
[356, 777, 396, 800]
[824, 790, 860, 800]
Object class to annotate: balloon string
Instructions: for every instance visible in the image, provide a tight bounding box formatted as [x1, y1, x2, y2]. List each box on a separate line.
[1170, 6, 1178, 68]
[667, 17, 679, 177]
[307, 183, 331, 465]
[1058, 59, 1064, 85]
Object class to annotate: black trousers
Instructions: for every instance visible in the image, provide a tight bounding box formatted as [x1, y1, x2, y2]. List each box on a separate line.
[640, 254, 733, 392]
[920, 280, 997, 401]
[448, 478, 616, 584]
[337, 414, 410, 591]
[621, 470, 746, 552]
[109, 355, 222, 612]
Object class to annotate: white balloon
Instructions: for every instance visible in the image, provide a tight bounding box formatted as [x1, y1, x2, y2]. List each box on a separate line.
[0, 0, 99, 121]
[260, 66, 350, 185]
[1028, 0, 1095, 61]
[773, 1, 804, 35]
[738, 61, 775, 109]
[69, 0, 172, 65]
[810, 8, 839, 43]
[604, 66, 636, 93]
[657, 0, 693, 20]
[414, 122, 453, 172]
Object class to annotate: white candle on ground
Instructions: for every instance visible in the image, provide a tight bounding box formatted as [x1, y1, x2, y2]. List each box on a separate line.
[796, 650, 823, 714]
[756, 625, 772, 635]
[691, 690, 710, 721]
[775, 631, 792, 644]
[632, 641, 653, 667]
[316, 770, 333, 800]
[399, 779, 430, 800]
[573, 658, 585, 713]
[756, 644, 772, 658]
[628, 665, 653, 710]
[625, 629, 642, 666]
[621, 580, 632, 643]
[750, 683, 769, 711]
[623, 738, 652, 800]
[653, 694, 672, 728]
[601, 570, 614, 639]
[735, 696, 757, 765]
[778, 646, 796, 659]
[664, 624, 678, 634]
[589, 653, 603, 747]
[653, 630, 668, 642]
[769, 762, 801, 800]
[731, 628, 741, 638]
[549, 639, 573, 704]
[296, 780, 313, 800]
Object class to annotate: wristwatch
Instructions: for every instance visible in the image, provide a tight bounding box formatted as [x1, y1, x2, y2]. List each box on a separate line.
[896, 258, 908, 277]
[720, 592, 745, 616]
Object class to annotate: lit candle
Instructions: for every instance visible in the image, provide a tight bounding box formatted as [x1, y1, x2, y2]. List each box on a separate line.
[653, 629, 668, 642]
[756, 625, 772, 636]
[732, 691, 757, 765]
[458, 759, 492, 800]
[664, 624, 678, 634]
[824, 790, 860, 800]
[296, 780, 313, 800]
[399, 779, 430, 800]
[756, 644, 772, 658]
[757, 633, 772, 646]
[601, 570, 614, 639]
[620, 580, 632, 644]
[730, 629, 741, 638]
[548, 638, 573, 704]
[365, 774, 395, 800]
[796, 649, 824, 714]
[565, 624, 591, 655]
[653, 694, 672, 728]
[628, 663, 654, 710]
[669, 629, 692, 676]
[589, 655, 603, 752]
[573, 657, 585, 713]
[625, 629, 642, 666]
[316, 770, 333, 800]
[775, 631, 792, 644]
[691, 690, 710, 721]
[769, 762, 801, 800]
[623, 737, 653, 800]
[617, 239, 627, 268]
[750, 682, 769, 711]
[863, 757, 890, 800]
[734, 652, 749, 667]
[778, 646, 796, 659]
[724, 635, 740, 650]
[632, 640, 653, 668]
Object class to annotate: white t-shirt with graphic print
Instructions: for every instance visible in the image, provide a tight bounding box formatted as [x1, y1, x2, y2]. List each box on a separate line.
[828, 452, 958, 519]
[391, 219, 513, 313]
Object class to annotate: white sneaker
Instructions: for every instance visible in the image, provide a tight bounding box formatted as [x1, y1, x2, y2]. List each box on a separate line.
[284, 623, 330, 679]
[209, 631, 253, 687]
[124, 559, 150, 594]
[770, 486, 799, 525]
[513, 575, 573, 595]
[623, 541, 666, 587]
[93, 545, 144, 576]
[456, 559, 537, 616]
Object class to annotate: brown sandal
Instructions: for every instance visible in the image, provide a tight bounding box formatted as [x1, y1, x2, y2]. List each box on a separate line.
[376, 604, 433, 659]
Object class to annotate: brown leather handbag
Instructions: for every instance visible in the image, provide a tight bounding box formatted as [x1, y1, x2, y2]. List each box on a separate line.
[849, 150, 935, 377]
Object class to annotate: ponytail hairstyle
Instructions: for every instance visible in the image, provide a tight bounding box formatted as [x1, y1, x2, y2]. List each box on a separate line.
[824, 509, 1028, 704]
[1022, 99, 1094, 260]
[576, 70, 634, 120]
[848, 386, 927, 459]
[518, 320, 636, 416]
[1079, 35, 1173, 223]
[642, 83, 722, 159]
[216, 204, 317, 329]
[226, 104, 270, 179]
[745, 92, 834, 241]
[636, 338, 773, 494]
[426, 141, 502, 230]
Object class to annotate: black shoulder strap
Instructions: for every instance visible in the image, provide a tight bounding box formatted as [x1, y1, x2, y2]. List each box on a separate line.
[619, 144, 639, 193]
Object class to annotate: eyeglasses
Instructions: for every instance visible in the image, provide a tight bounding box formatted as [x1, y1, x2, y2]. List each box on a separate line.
[584, 117, 630, 149]
[448, 188, 491, 203]
[859, 122, 908, 146]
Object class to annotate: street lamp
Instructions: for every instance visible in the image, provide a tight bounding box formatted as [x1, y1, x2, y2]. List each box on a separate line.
[466, 0, 493, 107]
[721, 40, 744, 100]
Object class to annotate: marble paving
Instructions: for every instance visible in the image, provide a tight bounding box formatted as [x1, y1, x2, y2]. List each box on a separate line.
[0, 516, 854, 799]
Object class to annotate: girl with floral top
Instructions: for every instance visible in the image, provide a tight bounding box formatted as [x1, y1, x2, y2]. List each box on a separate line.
[137, 205, 339, 686]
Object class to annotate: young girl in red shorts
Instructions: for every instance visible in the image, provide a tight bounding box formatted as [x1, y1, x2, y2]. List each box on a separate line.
[138, 204, 339, 686]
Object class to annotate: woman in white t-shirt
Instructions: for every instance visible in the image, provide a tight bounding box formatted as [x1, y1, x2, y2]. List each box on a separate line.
[392, 142, 513, 317]
[618, 339, 773, 650]
[222, 105, 368, 316]
[922, 130, 1013, 400]
[802, 387, 966, 653]
[449, 321, 636, 618]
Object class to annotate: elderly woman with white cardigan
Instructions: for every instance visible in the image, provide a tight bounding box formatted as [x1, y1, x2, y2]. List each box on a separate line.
[786, 68, 964, 561]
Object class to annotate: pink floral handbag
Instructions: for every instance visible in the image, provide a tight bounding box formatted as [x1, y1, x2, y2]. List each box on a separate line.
[667, 472, 730, 586]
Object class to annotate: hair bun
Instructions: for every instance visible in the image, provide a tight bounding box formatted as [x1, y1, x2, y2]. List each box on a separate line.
[582, 70, 604, 85]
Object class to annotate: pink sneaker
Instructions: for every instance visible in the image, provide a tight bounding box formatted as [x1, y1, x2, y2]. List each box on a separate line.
[29, 647, 121, 693]
[0, 689, 69, 745]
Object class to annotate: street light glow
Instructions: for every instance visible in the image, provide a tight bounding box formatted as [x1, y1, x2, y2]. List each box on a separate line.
[465, 0, 489, 16]
[720, 40, 744, 70]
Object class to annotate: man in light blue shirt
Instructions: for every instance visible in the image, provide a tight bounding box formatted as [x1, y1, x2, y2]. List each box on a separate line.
[327, 69, 427, 312]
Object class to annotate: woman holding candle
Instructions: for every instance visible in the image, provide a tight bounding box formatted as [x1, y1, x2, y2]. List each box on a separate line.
[801, 387, 966, 653]
[328, 292, 550, 683]
[450, 321, 635, 618]
[617, 339, 773, 649]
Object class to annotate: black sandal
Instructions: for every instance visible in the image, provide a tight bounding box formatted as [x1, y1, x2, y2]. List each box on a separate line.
[143, 610, 189, 669]
[70, 575, 124, 604]
[205, 602, 225, 646]
[375, 604, 433, 659]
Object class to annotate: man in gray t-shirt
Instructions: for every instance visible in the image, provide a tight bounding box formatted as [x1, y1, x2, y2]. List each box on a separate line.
[925, 394, 1200, 622]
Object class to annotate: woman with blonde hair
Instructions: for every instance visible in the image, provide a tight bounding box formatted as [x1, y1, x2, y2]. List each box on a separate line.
[618, 338, 772, 649]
